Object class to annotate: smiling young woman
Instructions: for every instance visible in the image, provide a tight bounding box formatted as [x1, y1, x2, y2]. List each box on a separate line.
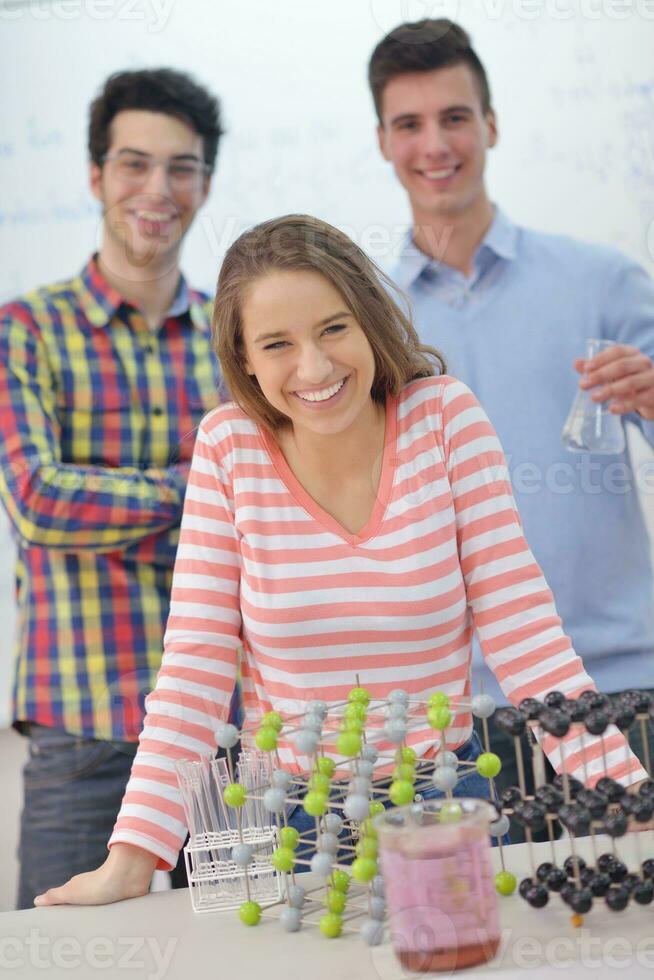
[34, 214, 648, 908]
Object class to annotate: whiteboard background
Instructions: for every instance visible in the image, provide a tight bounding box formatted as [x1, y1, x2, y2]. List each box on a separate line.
[1, 0, 654, 725]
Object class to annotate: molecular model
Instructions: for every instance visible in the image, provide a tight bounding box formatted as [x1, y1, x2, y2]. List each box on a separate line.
[493, 688, 654, 924]
[175, 686, 654, 941]
[177, 685, 503, 941]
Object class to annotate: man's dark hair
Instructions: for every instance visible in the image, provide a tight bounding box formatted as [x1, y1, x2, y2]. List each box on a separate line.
[368, 19, 492, 124]
[88, 68, 224, 172]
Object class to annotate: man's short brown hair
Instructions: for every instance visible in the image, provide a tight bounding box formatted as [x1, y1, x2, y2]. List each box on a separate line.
[88, 68, 223, 173]
[368, 19, 492, 124]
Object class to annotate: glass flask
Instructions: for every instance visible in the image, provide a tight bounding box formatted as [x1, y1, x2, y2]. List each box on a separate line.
[562, 338, 625, 454]
[375, 798, 500, 973]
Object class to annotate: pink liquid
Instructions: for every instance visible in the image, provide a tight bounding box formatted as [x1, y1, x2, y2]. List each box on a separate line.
[380, 832, 500, 973]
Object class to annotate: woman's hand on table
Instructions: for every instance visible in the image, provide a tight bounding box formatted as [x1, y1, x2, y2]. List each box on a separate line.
[33, 843, 158, 906]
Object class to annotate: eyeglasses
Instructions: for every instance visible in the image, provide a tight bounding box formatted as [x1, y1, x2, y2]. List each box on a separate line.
[102, 151, 210, 190]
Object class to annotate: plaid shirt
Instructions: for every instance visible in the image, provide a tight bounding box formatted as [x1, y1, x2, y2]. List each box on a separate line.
[0, 257, 221, 741]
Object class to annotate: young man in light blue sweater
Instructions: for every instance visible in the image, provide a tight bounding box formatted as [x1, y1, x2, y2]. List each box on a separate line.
[368, 19, 654, 819]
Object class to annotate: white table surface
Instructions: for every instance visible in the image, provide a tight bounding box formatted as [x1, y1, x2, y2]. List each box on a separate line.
[2, 836, 654, 980]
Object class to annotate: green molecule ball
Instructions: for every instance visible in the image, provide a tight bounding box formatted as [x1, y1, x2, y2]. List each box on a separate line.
[427, 706, 452, 730]
[360, 817, 378, 838]
[239, 901, 262, 926]
[224, 783, 246, 808]
[369, 800, 385, 818]
[495, 871, 517, 896]
[344, 702, 367, 722]
[271, 847, 296, 873]
[352, 857, 378, 883]
[279, 826, 300, 850]
[439, 801, 463, 823]
[308, 772, 331, 795]
[331, 870, 351, 893]
[347, 687, 370, 706]
[303, 790, 328, 817]
[397, 746, 417, 765]
[475, 752, 502, 779]
[392, 762, 416, 783]
[325, 888, 347, 914]
[336, 730, 361, 757]
[356, 837, 379, 860]
[428, 691, 450, 708]
[389, 779, 414, 806]
[261, 710, 283, 731]
[320, 912, 343, 938]
[315, 756, 336, 778]
[255, 726, 278, 752]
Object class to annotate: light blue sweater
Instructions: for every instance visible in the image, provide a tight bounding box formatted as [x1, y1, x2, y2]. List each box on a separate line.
[392, 208, 654, 702]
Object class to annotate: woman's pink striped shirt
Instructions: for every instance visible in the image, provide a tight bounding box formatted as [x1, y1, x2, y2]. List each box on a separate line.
[110, 376, 645, 869]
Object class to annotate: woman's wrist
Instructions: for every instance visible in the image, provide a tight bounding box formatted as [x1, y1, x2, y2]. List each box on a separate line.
[106, 843, 159, 885]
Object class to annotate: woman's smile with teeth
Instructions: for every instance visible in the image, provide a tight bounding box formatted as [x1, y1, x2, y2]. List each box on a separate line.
[294, 378, 346, 402]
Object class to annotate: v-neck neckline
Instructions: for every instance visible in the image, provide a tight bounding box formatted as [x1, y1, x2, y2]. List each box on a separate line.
[258, 395, 398, 548]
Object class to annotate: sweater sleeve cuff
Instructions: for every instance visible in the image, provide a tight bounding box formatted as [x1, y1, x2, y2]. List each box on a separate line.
[108, 831, 179, 873]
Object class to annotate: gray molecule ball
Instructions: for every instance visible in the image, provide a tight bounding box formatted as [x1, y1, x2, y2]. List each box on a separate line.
[489, 813, 510, 838]
[280, 906, 302, 932]
[361, 918, 384, 946]
[349, 775, 371, 795]
[302, 712, 324, 733]
[271, 769, 292, 791]
[357, 759, 374, 779]
[317, 832, 339, 854]
[307, 699, 328, 717]
[214, 722, 239, 749]
[371, 874, 385, 899]
[294, 729, 319, 754]
[263, 787, 286, 813]
[440, 750, 458, 768]
[369, 896, 386, 921]
[287, 884, 306, 908]
[383, 718, 407, 744]
[231, 843, 253, 866]
[324, 812, 343, 835]
[387, 702, 408, 719]
[344, 793, 371, 822]
[310, 851, 333, 877]
[471, 693, 496, 719]
[432, 765, 458, 792]
[388, 689, 409, 704]
[360, 744, 379, 763]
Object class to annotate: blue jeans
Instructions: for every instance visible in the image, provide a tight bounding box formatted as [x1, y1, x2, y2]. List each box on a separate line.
[287, 732, 507, 848]
[16, 723, 139, 909]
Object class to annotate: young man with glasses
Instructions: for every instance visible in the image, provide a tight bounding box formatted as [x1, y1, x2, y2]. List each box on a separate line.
[368, 20, 654, 833]
[0, 68, 227, 907]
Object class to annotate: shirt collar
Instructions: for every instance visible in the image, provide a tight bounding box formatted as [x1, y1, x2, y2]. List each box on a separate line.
[480, 207, 518, 262]
[392, 206, 518, 292]
[74, 254, 206, 331]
